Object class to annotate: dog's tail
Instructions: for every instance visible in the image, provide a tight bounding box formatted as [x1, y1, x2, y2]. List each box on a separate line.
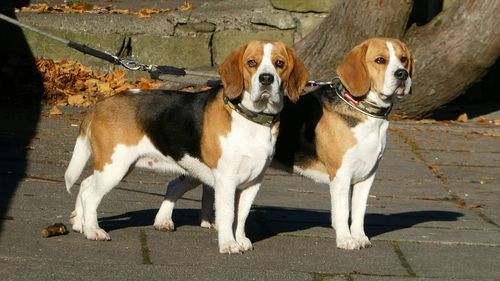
[65, 116, 93, 193]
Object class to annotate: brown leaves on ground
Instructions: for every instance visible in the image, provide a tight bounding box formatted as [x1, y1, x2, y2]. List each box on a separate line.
[37, 58, 164, 107]
[19, 1, 193, 18]
[391, 113, 499, 125]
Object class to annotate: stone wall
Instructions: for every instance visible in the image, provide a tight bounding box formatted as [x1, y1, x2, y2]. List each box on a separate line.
[17, 0, 335, 71]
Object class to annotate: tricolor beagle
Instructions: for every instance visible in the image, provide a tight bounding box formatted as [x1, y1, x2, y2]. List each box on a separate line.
[155, 37, 413, 251]
[64, 40, 308, 254]
[274, 37, 414, 249]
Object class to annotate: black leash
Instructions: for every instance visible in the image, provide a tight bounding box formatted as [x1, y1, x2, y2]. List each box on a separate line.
[0, 13, 219, 83]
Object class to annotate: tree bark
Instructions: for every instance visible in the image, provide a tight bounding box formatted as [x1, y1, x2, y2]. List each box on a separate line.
[395, 0, 500, 118]
[294, 0, 500, 118]
[294, 0, 413, 80]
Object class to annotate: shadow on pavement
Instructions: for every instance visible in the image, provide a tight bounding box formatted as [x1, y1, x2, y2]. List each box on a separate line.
[99, 208, 200, 232]
[250, 207, 464, 242]
[0, 0, 44, 233]
[97, 206, 464, 242]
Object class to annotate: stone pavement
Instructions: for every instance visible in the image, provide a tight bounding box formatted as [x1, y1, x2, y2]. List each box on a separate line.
[0, 104, 499, 281]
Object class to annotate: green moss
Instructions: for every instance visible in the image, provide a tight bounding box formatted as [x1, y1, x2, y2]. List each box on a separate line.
[139, 229, 153, 265]
[390, 241, 417, 277]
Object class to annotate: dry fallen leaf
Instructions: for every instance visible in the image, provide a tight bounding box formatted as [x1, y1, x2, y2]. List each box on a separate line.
[138, 9, 152, 18]
[415, 119, 438, 124]
[178, 1, 193, 11]
[67, 94, 87, 106]
[457, 113, 468, 123]
[49, 106, 63, 115]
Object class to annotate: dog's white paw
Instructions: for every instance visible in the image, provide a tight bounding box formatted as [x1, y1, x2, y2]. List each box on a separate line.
[236, 237, 253, 252]
[69, 211, 83, 233]
[219, 240, 242, 254]
[200, 220, 216, 229]
[154, 219, 175, 232]
[354, 235, 372, 248]
[84, 227, 111, 241]
[336, 236, 361, 250]
[71, 220, 83, 233]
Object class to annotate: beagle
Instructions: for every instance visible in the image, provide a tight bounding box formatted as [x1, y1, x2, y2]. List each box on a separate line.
[274, 37, 414, 249]
[64, 40, 309, 254]
[156, 37, 413, 251]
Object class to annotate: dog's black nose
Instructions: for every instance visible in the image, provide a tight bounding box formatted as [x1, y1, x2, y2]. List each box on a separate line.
[259, 73, 274, 86]
[394, 69, 409, 81]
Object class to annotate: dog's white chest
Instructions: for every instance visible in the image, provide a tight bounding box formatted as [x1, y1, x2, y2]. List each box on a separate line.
[216, 112, 277, 186]
[344, 118, 388, 183]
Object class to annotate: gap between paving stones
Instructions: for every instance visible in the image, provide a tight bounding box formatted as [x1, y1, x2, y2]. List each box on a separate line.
[139, 229, 153, 265]
[390, 241, 417, 278]
[392, 129, 500, 230]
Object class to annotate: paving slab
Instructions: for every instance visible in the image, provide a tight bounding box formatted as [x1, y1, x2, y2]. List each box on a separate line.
[399, 242, 500, 280]
[148, 230, 408, 276]
[0, 258, 314, 281]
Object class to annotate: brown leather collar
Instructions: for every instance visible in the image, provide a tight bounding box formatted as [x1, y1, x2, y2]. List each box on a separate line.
[331, 79, 392, 119]
[223, 96, 280, 127]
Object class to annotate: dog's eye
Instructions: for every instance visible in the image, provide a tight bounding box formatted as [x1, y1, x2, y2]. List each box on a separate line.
[247, 59, 257, 67]
[375, 57, 386, 64]
[275, 60, 285, 68]
[400, 57, 408, 64]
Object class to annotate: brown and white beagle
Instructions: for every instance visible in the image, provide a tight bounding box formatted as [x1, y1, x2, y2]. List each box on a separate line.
[273, 37, 414, 249]
[156, 37, 413, 250]
[64, 40, 308, 254]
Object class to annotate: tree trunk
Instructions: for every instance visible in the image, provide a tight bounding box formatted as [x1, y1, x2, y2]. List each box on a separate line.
[294, 0, 413, 80]
[294, 0, 500, 118]
[395, 0, 500, 118]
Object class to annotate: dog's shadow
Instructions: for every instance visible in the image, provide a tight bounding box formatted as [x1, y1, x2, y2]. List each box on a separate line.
[98, 206, 463, 241]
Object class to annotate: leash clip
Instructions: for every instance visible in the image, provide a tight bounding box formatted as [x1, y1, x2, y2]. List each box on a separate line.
[118, 59, 153, 71]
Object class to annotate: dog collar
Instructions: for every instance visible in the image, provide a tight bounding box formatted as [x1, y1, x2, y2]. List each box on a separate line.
[331, 79, 392, 119]
[223, 96, 280, 127]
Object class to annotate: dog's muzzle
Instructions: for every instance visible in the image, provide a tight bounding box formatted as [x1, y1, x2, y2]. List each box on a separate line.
[394, 69, 411, 97]
[254, 72, 279, 103]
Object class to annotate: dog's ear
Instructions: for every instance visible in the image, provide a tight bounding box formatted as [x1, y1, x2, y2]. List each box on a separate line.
[284, 46, 309, 103]
[400, 41, 415, 78]
[219, 44, 247, 100]
[336, 43, 370, 97]
[408, 56, 415, 78]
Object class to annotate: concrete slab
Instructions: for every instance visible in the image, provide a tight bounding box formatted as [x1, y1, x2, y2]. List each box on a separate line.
[400, 242, 500, 280]
[148, 230, 408, 276]
[0, 258, 314, 281]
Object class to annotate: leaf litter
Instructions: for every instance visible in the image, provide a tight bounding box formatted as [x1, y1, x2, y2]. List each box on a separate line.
[18, 1, 193, 18]
[37, 58, 164, 107]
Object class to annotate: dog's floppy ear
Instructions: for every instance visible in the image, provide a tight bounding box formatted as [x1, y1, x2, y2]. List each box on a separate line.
[284, 46, 309, 103]
[400, 41, 415, 78]
[336, 43, 370, 97]
[219, 44, 247, 100]
[408, 57, 415, 78]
